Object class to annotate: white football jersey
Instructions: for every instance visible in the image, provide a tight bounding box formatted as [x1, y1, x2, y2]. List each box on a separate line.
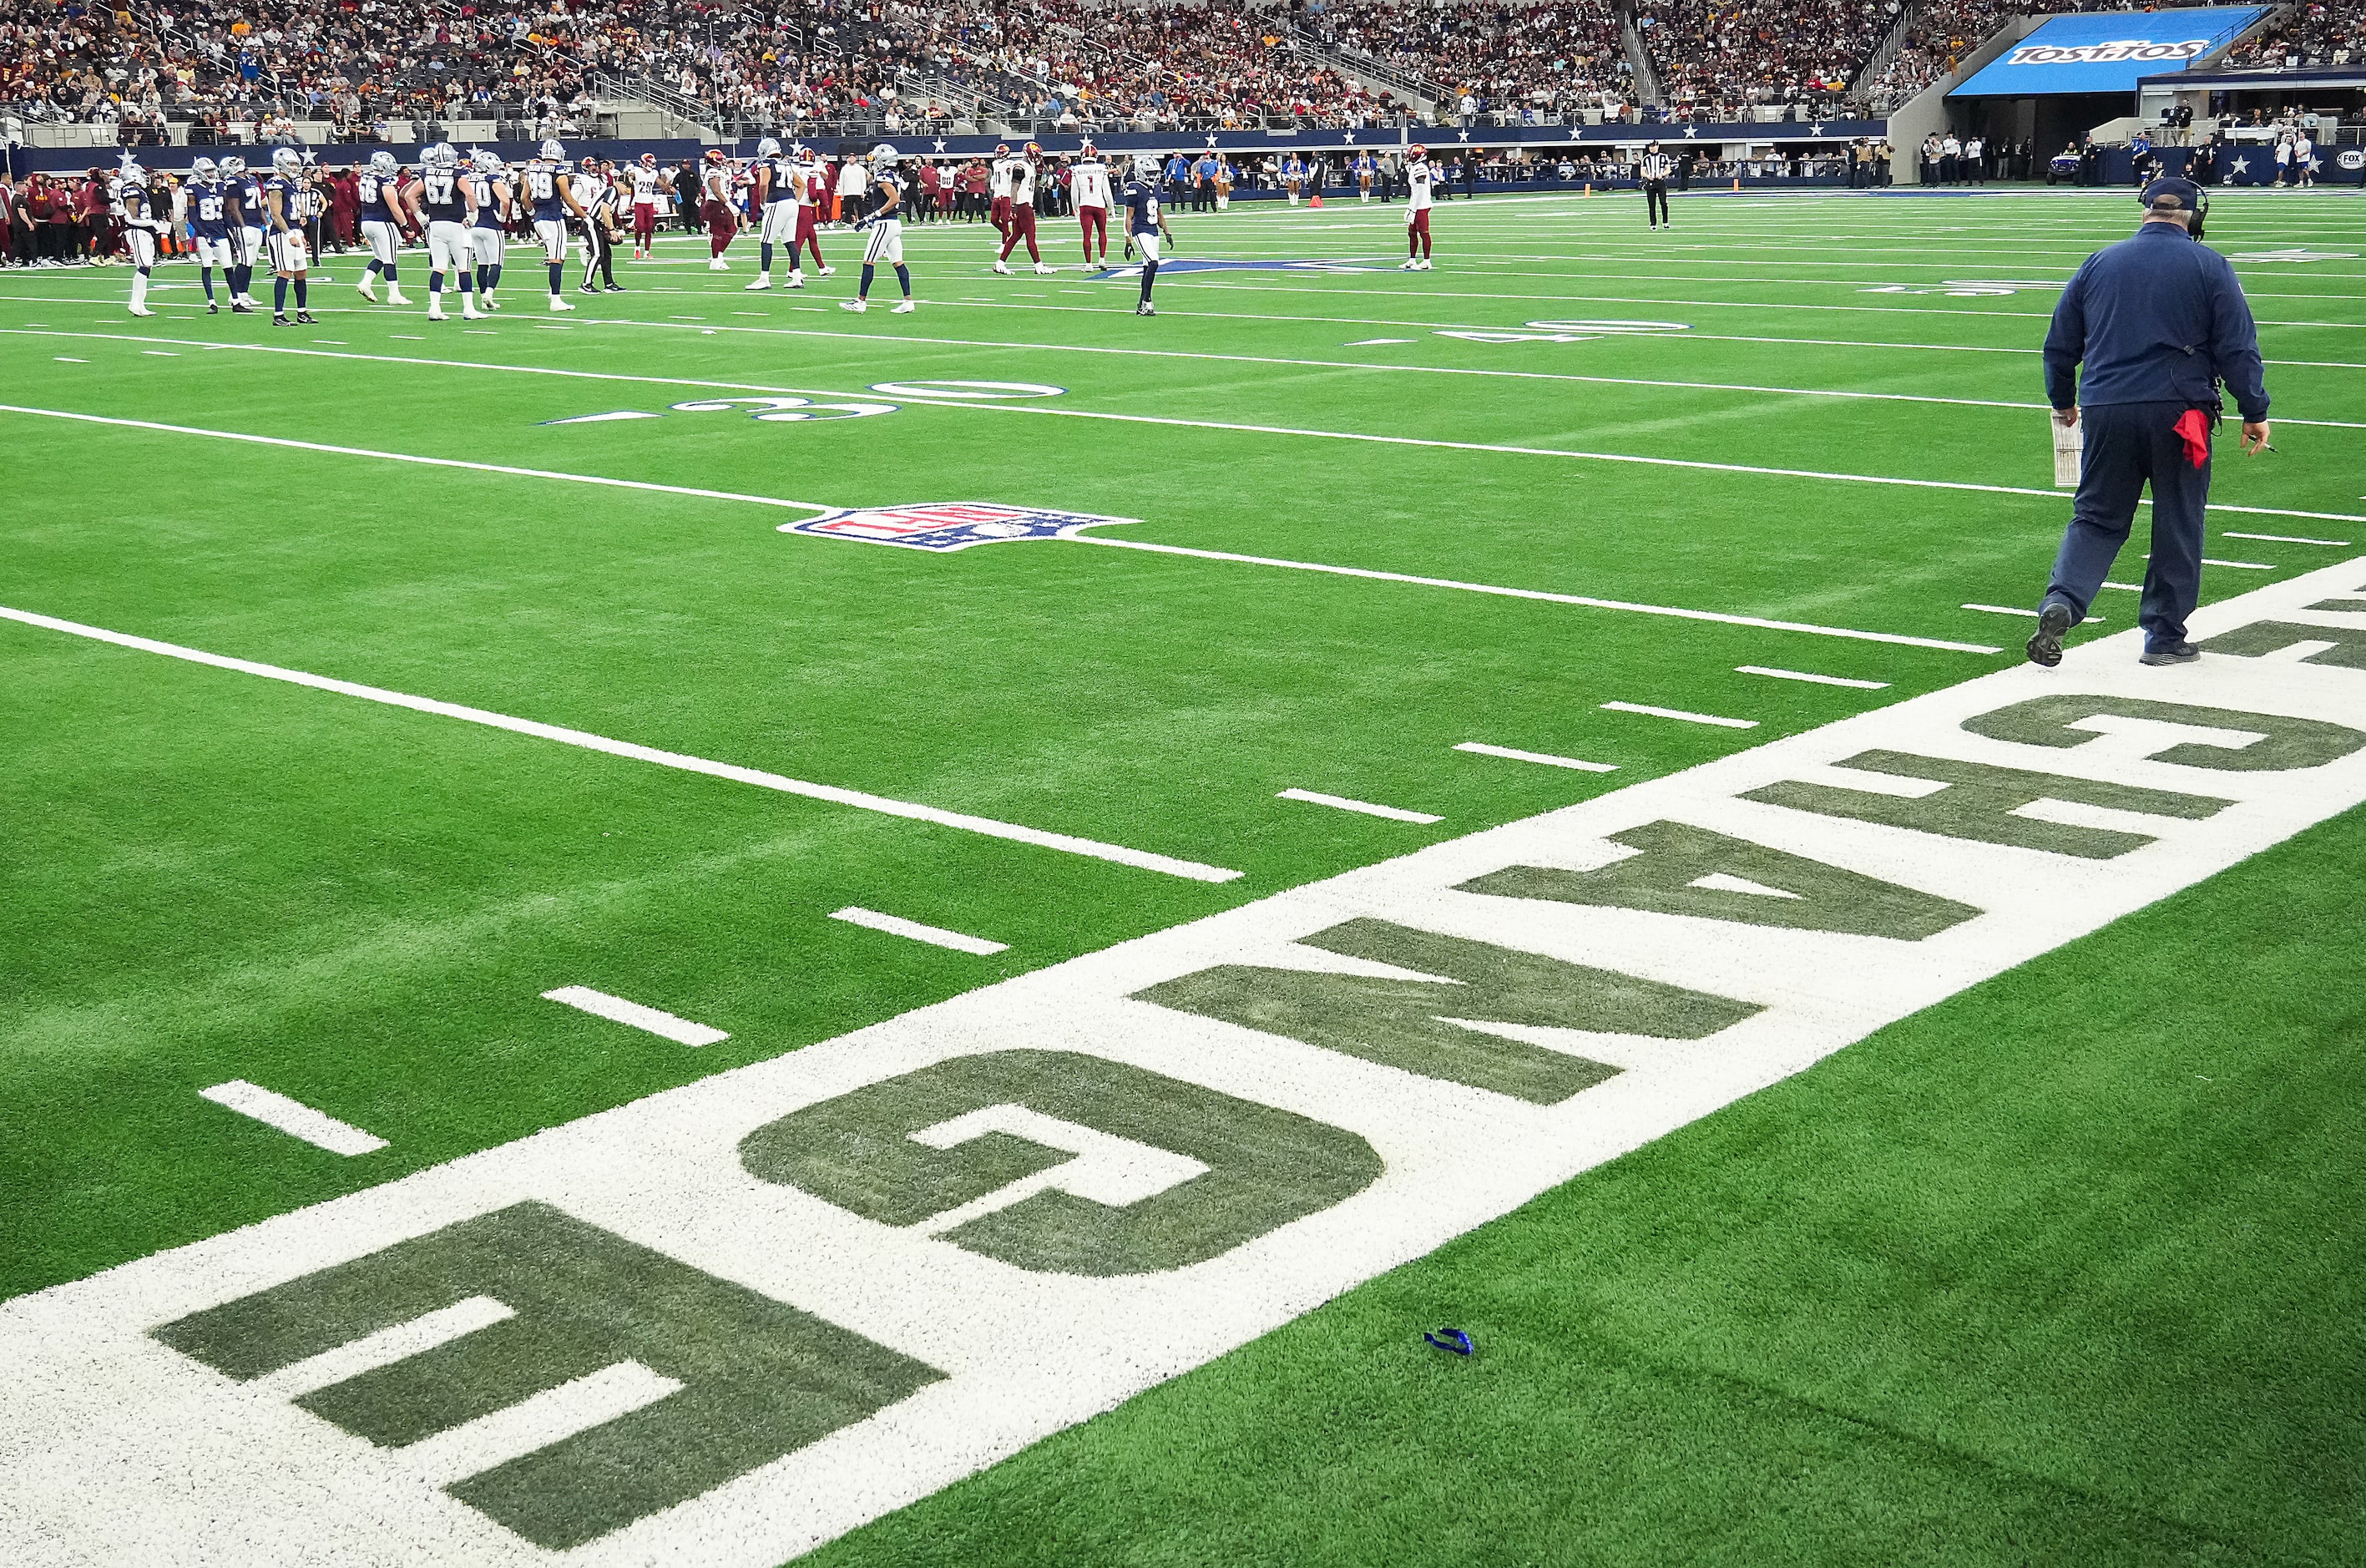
[989, 158, 1014, 198]
[631, 165, 660, 201]
[1009, 159, 1038, 205]
[797, 159, 825, 205]
[1407, 161, 1433, 211]
[1071, 158, 1110, 208]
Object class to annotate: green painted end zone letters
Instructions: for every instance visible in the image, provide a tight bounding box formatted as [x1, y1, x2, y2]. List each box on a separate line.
[738, 1050, 1383, 1274]
[1960, 695, 2366, 771]
[152, 1201, 943, 1549]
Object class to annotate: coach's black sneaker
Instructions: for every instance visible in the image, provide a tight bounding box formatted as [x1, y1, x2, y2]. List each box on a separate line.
[230, 301, 255, 314]
[271, 312, 292, 326]
[295, 311, 316, 324]
[2140, 640, 2201, 666]
[604, 282, 624, 291]
[205, 300, 220, 314]
[2025, 599, 2074, 667]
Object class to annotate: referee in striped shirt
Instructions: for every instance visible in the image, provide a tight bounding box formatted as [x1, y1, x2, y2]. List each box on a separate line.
[1641, 144, 1672, 229]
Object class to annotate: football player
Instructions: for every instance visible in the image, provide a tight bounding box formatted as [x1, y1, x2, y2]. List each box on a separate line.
[402, 142, 482, 321]
[262, 146, 315, 324]
[355, 149, 411, 304]
[840, 143, 916, 314]
[468, 149, 513, 308]
[1120, 155, 1175, 316]
[793, 146, 832, 278]
[182, 156, 236, 313]
[1070, 140, 1111, 269]
[697, 148, 736, 270]
[987, 141, 1013, 245]
[746, 136, 802, 290]
[993, 141, 1054, 275]
[525, 139, 590, 310]
[628, 151, 669, 260]
[1403, 144, 1434, 271]
[223, 154, 264, 310]
[119, 159, 166, 316]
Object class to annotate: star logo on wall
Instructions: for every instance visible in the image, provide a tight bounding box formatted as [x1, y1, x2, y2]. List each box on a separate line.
[1682, 125, 1697, 138]
[1341, 131, 1355, 144]
[1206, 134, 1219, 147]
[1809, 123, 1826, 134]
[2230, 155, 2250, 174]
[1457, 129, 1470, 142]
[933, 138, 947, 152]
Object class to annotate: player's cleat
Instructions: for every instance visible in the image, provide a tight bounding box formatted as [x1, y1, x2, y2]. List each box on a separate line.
[603, 282, 624, 292]
[1135, 301, 1155, 316]
[816, 265, 836, 276]
[2025, 600, 2074, 668]
[786, 271, 805, 289]
[579, 284, 601, 295]
[992, 260, 1012, 275]
[1033, 262, 1055, 275]
[427, 307, 448, 321]
[205, 301, 220, 315]
[744, 276, 771, 291]
[294, 311, 316, 324]
[2140, 641, 2202, 667]
[356, 281, 376, 301]
[708, 257, 729, 271]
[548, 296, 576, 311]
[841, 297, 868, 313]
[270, 313, 291, 326]
[480, 297, 501, 311]
[128, 303, 154, 316]
[230, 301, 255, 314]
[1400, 259, 1418, 271]
[463, 305, 486, 320]
[386, 288, 411, 305]
[890, 299, 917, 313]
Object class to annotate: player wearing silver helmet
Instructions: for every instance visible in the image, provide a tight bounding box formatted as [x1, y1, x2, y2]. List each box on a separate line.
[841, 144, 916, 314]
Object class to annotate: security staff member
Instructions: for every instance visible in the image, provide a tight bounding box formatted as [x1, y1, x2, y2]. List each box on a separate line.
[1640, 142, 1671, 230]
[2027, 177, 2270, 669]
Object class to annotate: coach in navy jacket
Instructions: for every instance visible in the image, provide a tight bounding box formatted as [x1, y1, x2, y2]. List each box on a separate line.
[2027, 178, 2271, 669]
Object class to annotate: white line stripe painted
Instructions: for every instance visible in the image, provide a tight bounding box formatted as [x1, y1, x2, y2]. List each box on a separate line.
[1962, 602, 2100, 620]
[542, 986, 731, 1047]
[198, 1080, 387, 1156]
[2225, 532, 2350, 546]
[0, 405, 838, 514]
[831, 907, 1009, 956]
[1735, 665, 1890, 690]
[2099, 582, 2143, 592]
[1600, 700, 1759, 729]
[1072, 537, 2000, 655]
[2207, 559, 2277, 570]
[1277, 787, 1443, 824]
[0, 604, 1245, 883]
[1453, 741, 1619, 772]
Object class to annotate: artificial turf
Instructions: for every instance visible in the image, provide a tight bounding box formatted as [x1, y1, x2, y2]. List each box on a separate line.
[1, 184, 2361, 1561]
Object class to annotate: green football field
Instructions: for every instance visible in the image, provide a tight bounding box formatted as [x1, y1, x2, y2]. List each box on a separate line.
[3, 185, 2364, 1565]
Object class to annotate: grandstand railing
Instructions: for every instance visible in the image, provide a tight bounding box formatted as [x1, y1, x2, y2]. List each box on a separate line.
[1848, 1, 1920, 99]
[1622, 14, 1664, 106]
[588, 71, 721, 134]
[1280, 20, 1445, 111]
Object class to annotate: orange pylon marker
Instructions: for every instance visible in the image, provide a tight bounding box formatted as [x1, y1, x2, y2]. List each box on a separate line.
[1732, 177, 1741, 192]
[1583, 182, 1591, 196]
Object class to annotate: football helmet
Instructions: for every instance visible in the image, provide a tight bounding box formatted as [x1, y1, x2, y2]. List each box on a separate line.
[539, 139, 567, 162]
[1409, 143, 1428, 162]
[190, 155, 217, 180]
[473, 148, 504, 175]
[270, 146, 303, 174]
[1134, 155, 1160, 179]
[993, 141, 1009, 157]
[871, 144, 899, 173]
[1024, 140, 1040, 159]
[640, 151, 657, 167]
[220, 154, 245, 175]
[369, 149, 397, 176]
[1079, 139, 1096, 156]
[756, 136, 781, 157]
[423, 143, 458, 172]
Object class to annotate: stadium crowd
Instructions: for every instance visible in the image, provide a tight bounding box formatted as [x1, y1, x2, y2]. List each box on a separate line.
[1636, 0, 1894, 119]
[2223, 3, 2363, 69]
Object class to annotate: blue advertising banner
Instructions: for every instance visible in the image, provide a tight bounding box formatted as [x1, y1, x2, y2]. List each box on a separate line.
[1951, 7, 2268, 97]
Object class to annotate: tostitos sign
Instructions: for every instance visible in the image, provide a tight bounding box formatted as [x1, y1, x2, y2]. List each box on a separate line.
[1952, 7, 2268, 96]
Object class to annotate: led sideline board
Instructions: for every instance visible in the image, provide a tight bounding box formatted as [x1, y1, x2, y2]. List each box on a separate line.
[1951, 6, 2269, 97]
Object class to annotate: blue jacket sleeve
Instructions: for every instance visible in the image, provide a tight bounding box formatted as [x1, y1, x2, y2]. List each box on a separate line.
[2208, 253, 2270, 421]
[2042, 261, 2088, 410]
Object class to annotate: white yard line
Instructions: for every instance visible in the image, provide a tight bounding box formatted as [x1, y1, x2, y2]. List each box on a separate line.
[830, 907, 1009, 956]
[0, 603, 1245, 884]
[1735, 665, 1889, 689]
[1962, 602, 2103, 620]
[1073, 535, 2003, 653]
[2225, 531, 2350, 545]
[1452, 741, 1619, 771]
[1277, 787, 1443, 823]
[542, 986, 731, 1046]
[198, 1080, 386, 1156]
[1600, 700, 1758, 729]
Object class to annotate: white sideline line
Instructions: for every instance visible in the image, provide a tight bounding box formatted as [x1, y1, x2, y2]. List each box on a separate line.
[1277, 787, 1443, 824]
[0, 405, 838, 514]
[1600, 701, 1758, 730]
[542, 985, 730, 1047]
[0, 604, 1245, 883]
[1452, 741, 1619, 772]
[2099, 582, 2143, 592]
[2206, 558, 2277, 570]
[1736, 665, 1889, 690]
[198, 1080, 386, 1156]
[2226, 531, 2349, 546]
[830, 907, 1009, 956]
[1071, 536, 2002, 654]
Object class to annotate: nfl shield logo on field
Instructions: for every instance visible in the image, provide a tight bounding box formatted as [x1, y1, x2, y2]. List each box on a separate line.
[779, 502, 1138, 551]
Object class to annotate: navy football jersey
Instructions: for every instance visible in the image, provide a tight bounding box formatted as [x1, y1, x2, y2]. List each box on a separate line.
[472, 172, 509, 229]
[187, 180, 230, 240]
[869, 171, 902, 218]
[265, 173, 305, 230]
[233, 175, 265, 226]
[419, 168, 467, 223]
[1122, 180, 1161, 236]
[766, 154, 800, 202]
[523, 160, 568, 220]
[357, 171, 395, 223]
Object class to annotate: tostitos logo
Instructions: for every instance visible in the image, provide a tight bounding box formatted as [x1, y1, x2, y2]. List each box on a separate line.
[2005, 38, 2212, 65]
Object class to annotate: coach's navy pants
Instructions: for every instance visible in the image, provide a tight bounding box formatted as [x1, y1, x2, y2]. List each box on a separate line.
[2043, 399, 2211, 651]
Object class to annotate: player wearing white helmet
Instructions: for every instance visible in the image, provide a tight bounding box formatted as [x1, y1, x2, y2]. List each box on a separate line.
[1121, 155, 1176, 316]
[355, 149, 412, 305]
[627, 151, 670, 260]
[221, 154, 264, 310]
[260, 146, 316, 324]
[992, 141, 1054, 275]
[402, 143, 483, 321]
[987, 141, 1014, 246]
[1070, 140, 1112, 269]
[184, 156, 237, 312]
[468, 149, 513, 307]
[117, 157, 166, 316]
[840, 144, 915, 314]
[746, 136, 806, 290]
[695, 147, 740, 271]
[523, 139, 590, 310]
